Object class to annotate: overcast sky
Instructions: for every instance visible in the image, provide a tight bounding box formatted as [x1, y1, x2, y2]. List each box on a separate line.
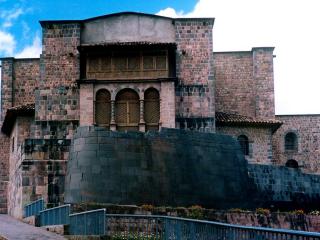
[0, 0, 319, 115]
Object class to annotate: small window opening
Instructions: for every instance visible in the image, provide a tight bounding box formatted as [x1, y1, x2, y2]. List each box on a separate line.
[237, 135, 249, 156]
[12, 137, 15, 152]
[286, 159, 299, 169]
[285, 132, 298, 151]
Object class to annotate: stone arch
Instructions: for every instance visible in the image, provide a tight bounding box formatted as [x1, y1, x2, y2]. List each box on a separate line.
[115, 88, 140, 131]
[114, 86, 140, 100]
[237, 134, 249, 156]
[286, 159, 299, 169]
[95, 89, 111, 126]
[144, 87, 160, 131]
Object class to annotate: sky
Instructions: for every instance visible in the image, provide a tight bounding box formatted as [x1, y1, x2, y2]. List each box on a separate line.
[0, 0, 319, 115]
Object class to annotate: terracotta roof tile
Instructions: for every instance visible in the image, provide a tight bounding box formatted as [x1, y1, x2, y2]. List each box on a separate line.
[1, 103, 35, 135]
[7, 103, 35, 112]
[216, 112, 282, 132]
[79, 41, 176, 49]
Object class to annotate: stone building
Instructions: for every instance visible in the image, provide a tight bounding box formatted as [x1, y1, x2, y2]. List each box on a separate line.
[0, 12, 319, 217]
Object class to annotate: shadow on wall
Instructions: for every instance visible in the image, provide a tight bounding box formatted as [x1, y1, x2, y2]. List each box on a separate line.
[65, 127, 252, 209]
[64, 127, 320, 210]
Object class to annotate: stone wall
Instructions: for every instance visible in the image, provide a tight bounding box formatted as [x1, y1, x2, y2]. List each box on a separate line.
[73, 203, 320, 232]
[273, 115, 320, 173]
[0, 130, 10, 213]
[7, 138, 70, 218]
[0, 58, 14, 120]
[0, 58, 39, 118]
[36, 22, 80, 122]
[214, 52, 255, 117]
[12, 59, 40, 106]
[65, 127, 250, 208]
[174, 19, 215, 131]
[248, 164, 320, 210]
[216, 126, 273, 164]
[214, 48, 275, 120]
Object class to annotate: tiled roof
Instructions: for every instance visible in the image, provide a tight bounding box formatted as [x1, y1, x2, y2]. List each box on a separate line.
[216, 111, 282, 132]
[6, 103, 35, 112]
[79, 41, 176, 49]
[1, 103, 35, 135]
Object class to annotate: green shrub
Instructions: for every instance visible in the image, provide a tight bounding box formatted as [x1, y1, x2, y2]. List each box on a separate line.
[290, 209, 305, 215]
[187, 205, 204, 219]
[140, 204, 154, 212]
[228, 208, 247, 213]
[255, 208, 270, 215]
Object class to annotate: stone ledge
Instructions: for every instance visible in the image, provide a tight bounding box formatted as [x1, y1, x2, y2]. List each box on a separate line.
[41, 224, 66, 235]
[22, 215, 36, 226]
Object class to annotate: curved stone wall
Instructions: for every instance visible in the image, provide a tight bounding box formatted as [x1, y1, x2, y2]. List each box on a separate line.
[65, 127, 250, 208]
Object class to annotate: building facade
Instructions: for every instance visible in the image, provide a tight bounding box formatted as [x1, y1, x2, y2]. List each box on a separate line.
[0, 12, 319, 217]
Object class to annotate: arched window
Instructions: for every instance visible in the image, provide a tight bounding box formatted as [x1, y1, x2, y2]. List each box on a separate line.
[285, 132, 298, 151]
[144, 88, 160, 131]
[286, 159, 299, 169]
[237, 135, 249, 156]
[95, 89, 111, 126]
[115, 88, 139, 131]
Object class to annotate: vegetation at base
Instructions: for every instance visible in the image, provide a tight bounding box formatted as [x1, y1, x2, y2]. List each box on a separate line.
[309, 210, 320, 216]
[186, 205, 204, 219]
[289, 209, 304, 215]
[109, 233, 161, 240]
[255, 208, 271, 216]
[73, 201, 320, 221]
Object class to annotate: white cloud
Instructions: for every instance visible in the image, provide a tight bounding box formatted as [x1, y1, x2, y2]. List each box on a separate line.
[22, 21, 30, 39]
[157, 8, 184, 18]
[0, 30, 15, 55]
[15, 35, 41, 58]
[157, 0, 320, 114]
[1, 8, 24, 28]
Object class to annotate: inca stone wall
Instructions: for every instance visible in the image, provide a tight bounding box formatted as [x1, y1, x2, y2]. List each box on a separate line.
[248, 164, 320, 209]
[65, 127, 250, 209]
[214, 48, 275, 120]
[0, 57, 39, 213]
[273, 115, 320, 173]
[216, 126, 273, 164]
[174, 19, 215, 131]
[7, 137, 70, 218]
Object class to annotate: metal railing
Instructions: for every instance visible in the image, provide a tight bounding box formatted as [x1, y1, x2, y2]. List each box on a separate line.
[39, 204, 70, 226]
[69, 209, 106, 235]
[24, 198, 45, 218]
[105, 214, 320, 240]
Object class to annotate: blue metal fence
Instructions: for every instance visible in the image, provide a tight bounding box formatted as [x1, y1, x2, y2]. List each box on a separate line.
[39, 204, 70, 226]
[69, 209, 106, 235]
[105, 214, 320, 240]
[24, 198, 45, 218]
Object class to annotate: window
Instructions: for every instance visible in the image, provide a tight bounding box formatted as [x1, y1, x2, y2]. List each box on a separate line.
[286, 159, 299, 168]
[95, 89, 111, 126]
[237, 135, 249, 156]
[115, 89, 140, 131]
[144, 88, 160, 131]
[285, 132, 298, 151]
[12, 137, 15, 152]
